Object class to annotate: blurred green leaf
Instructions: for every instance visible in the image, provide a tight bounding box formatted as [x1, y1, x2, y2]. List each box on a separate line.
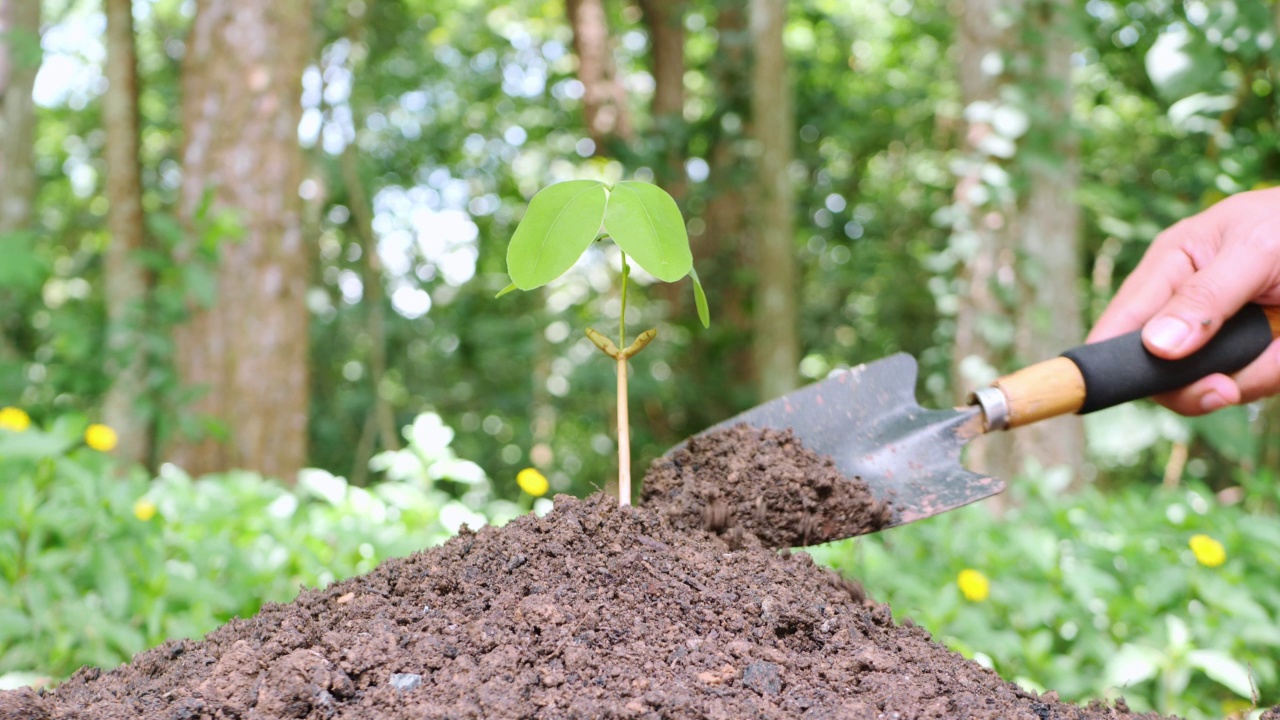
[1186, 649, 1254, 699]
[0, 430, 75, 460]
[182, 264, 218, 308]
[0, 231, 47, 292]
[1105, 644, 1161, 689]
[1187, 406, 1255, 464]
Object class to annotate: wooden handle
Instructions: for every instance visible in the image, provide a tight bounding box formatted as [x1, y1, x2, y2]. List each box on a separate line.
[981, 303, 1280, 431]
[1265, 306, 1280, 337]
[993, 357, 1086, 429]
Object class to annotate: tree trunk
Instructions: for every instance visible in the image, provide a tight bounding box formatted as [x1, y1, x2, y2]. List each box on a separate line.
[638, 0, 686, 198]
[951, 0, 1083, 485]
[0, 0, 38, 365]
[102, 0, 154, 468]
[169, 0, 312, 481]
[566, 0, 631, 152]
[1013, 0, 1084, 481]
[950, 0, 1020, 484]
[668, 0, 753, 435]
[748, 0, 798, 400]
[637, 0, 692, 339]
[0, 0, 38, 232]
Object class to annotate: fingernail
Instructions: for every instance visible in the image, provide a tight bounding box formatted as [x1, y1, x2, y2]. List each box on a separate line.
[1200, 391, 1228, 413]
[1145, 316, 1192, 353]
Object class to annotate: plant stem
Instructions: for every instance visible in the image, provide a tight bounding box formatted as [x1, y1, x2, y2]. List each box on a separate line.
[617, 355, 631, 506]
[617, 251, 631, 506]
[619, 252, 630, 349]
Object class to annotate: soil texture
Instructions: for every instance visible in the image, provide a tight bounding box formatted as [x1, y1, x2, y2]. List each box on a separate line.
[643, 424, 893, 548]
[3, 425, 1235, 719]
[5, 491, 1171, 720]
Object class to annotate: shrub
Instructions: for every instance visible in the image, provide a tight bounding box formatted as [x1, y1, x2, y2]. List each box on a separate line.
[811, 476, 1280, 720]
[0, 410, 522, 683]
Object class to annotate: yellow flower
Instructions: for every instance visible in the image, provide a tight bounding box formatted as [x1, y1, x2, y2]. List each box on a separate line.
[85, 423, 118, 452]
[0, 407, 31, 432]
[1189, 533, 1226, 567]
[133, 499, 157, 522]
[957, 569, 990, 602]
[517, 467, 549, 497]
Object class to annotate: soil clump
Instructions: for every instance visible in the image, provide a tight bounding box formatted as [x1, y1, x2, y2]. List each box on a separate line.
[643, 424, 893, 548]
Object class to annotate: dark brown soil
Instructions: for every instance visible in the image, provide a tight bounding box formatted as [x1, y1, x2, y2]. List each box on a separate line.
[643, 424, 893, 548]
[0, 426, 1205, 720]
[6, 490, 1168, 720]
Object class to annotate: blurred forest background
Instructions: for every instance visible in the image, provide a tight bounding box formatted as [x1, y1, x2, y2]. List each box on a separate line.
[3, 0, 1279, 492]
[3, 0, 1280, 716]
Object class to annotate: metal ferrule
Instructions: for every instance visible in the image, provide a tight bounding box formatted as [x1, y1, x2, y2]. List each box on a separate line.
[970, 385, 1010, 432]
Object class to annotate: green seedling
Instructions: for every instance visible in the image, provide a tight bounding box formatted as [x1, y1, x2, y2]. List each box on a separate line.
[499, 180, 710, 506]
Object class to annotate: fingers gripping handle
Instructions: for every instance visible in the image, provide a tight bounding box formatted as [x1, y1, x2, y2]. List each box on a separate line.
[1064, 304, 1275, 413]
[978, 304, 1278, 431]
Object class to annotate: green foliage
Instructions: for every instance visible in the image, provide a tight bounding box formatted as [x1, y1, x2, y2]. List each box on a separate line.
[502, 179, 705, 329]
[811, 479, 1280, 720]
[0, 410, 515, 683]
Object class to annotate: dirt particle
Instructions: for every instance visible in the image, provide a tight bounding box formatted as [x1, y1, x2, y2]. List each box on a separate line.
[742, 661, 783, 696]
[695, 664, 736, 685]
[388, 674, 421, 692]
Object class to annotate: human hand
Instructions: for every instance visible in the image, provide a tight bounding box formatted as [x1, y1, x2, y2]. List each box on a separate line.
[1087, 187, 1280, 416]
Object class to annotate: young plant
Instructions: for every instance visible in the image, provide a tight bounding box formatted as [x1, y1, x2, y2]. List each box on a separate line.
[499, 180, 709, 506]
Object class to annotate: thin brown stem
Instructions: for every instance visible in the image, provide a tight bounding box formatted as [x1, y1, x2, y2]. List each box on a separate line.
[616, 356, 631, 506]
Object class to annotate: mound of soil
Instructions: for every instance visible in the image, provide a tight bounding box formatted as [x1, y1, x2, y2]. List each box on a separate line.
[643, 425, 893, 548]
[6, 491, 1166, 720]
[0, 425, 1205, 720]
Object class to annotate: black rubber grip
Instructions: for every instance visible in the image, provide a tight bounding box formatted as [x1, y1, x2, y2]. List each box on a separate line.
[1061, 304, 1274, 414]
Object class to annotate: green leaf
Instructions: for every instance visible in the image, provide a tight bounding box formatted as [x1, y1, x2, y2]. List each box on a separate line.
[0, 429, 75, 460]
[0, 672, 48, 691]
[1165, 615, 1190, 650]
[1188, 405, 1255, 463]
[183, 264, 218, 308]
[1186, 649, 1255, 699]
[298, 468, 349, 506]
[506, 181, 607, 290]
[495, 282, 518, 299]
[0, 28, 42, 69]
[689, 268, 710, 328]
[1104, 644, 1161, 689]
[146, 213, 187, 250]
[0, 231, 47, 292]
[603, 181, 692, 282]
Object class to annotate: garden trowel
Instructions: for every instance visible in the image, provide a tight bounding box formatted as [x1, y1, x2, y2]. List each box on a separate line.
[676, 303, 1280, 536]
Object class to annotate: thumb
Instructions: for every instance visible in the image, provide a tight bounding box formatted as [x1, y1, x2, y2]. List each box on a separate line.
[1142, 247, 1270, 359]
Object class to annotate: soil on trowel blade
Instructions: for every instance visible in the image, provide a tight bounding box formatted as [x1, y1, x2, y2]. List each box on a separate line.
[3, 493, 1171, 720]
[643, 424, 893, 549]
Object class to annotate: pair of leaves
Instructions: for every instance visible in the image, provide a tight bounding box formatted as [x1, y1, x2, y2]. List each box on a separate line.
[501, 180, 709, 328]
